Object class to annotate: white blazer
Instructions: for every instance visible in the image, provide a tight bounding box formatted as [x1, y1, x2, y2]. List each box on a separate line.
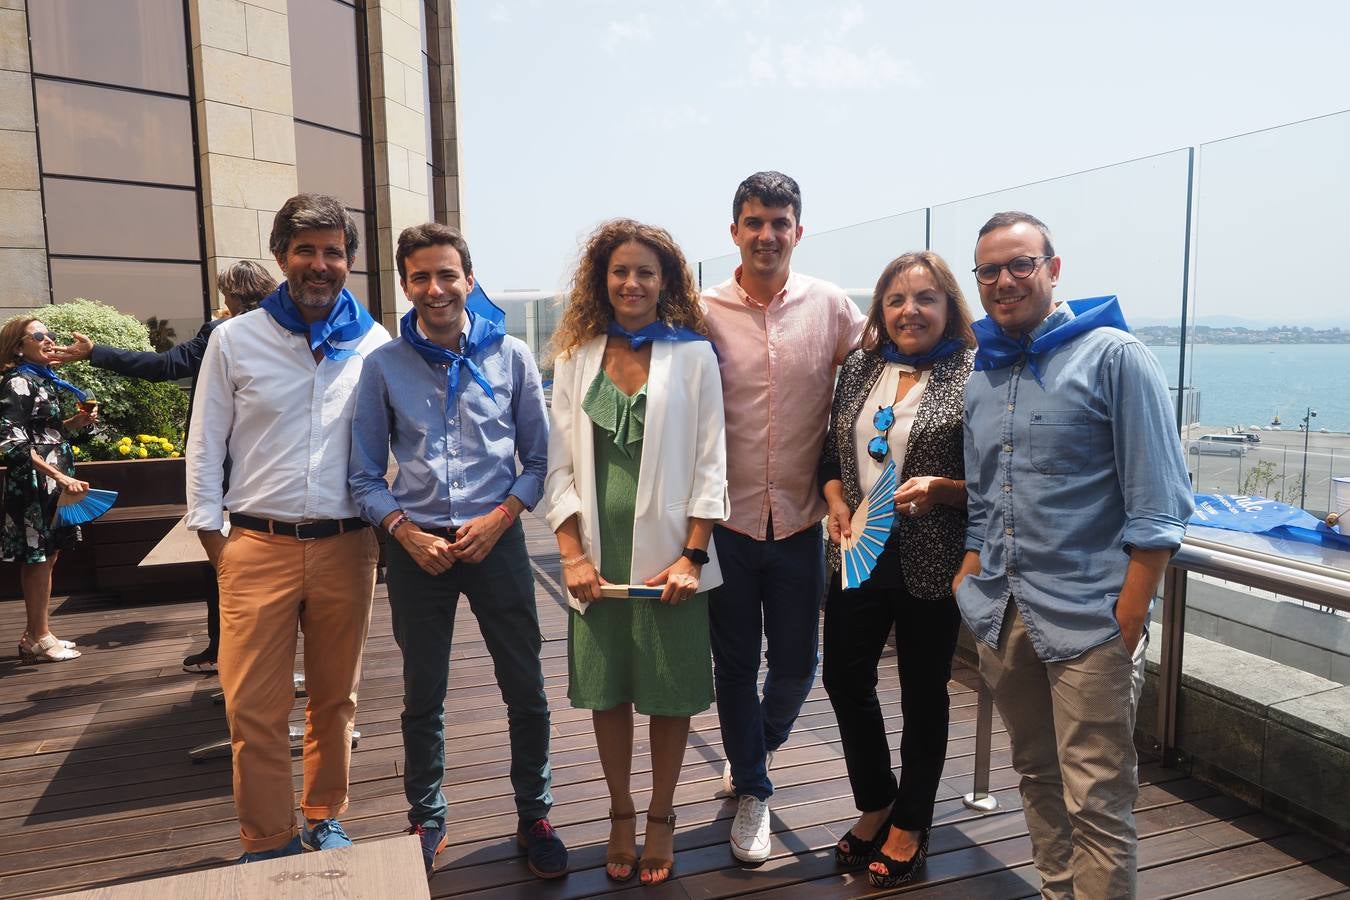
[543, 334, 730, 613]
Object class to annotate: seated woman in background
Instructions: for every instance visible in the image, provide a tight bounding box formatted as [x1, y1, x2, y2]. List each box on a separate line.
[818, 251, 975, 888]
[0, 316, 98, 662]
[544, 219, 728, 885]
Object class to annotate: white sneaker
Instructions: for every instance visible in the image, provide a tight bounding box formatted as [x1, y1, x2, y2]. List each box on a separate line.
[730, 795, 771, 862]
[717, 750, 774, 799]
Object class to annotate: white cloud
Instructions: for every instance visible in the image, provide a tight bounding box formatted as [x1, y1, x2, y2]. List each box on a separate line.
[741, 35, 919, 92]
[835, 2, 866, 37]
[604, 13, 653, 51]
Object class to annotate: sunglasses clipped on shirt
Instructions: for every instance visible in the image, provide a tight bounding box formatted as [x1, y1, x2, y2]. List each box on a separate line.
[867, 405, 895, 463]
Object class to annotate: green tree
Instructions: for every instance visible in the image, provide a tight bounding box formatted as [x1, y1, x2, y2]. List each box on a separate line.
[144, 316, 177, 352]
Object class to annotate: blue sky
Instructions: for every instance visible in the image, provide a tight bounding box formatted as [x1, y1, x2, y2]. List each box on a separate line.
[457, 1, 1350, 323]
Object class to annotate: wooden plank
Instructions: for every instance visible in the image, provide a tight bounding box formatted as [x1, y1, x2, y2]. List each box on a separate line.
[46, 835, 429, 899]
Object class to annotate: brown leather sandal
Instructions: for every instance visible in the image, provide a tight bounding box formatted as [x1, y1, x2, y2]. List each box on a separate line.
[639, 809, 677, 885]
[605, 809, 637, 882]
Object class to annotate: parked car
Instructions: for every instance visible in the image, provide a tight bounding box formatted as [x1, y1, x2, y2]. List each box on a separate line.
[1230, 431, 1261, 443]
[1189, 434, 1250, 457]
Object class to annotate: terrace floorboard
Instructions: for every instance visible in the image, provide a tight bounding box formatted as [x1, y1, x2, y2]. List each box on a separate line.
[0, 512, 1345, 897]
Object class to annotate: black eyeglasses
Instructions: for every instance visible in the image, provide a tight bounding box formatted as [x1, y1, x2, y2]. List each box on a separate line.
[867, 405, 895, 463]
[24, 332, 56, 343]
[972, 255, 1052, 286]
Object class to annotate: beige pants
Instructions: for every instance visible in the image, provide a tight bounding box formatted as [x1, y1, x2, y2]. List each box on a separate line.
[216, 526, 379, 852]
[976, 599, 1147, 900]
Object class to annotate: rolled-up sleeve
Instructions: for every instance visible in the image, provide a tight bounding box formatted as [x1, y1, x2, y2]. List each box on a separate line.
[348, 356, 401, 526]
[542, 353, 583, 532]
[1107, 342, 1194, 552]
[185, 329, 234, 532]
[507, 344, 548, 510]
[686, 343, 729, 521]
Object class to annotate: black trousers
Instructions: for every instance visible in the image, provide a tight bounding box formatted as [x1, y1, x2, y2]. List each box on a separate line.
[821, 537, 961, 831]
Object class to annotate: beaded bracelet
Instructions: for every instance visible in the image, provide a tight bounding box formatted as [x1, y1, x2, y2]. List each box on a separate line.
[560, 554, 589, 568]
[386, 512, 409, 536]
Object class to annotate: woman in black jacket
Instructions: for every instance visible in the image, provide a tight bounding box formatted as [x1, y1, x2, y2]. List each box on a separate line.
[818, 251, 975, 888]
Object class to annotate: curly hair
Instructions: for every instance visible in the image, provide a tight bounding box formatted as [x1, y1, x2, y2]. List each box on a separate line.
[550, 219, 706, 361]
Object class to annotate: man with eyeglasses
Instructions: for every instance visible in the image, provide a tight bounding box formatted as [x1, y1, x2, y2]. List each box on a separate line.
[952, 211, 1192, 898]
[701, 171, 865, 863]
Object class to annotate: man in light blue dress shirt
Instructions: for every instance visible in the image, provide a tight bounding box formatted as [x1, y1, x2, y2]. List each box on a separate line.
[952, 212, 1193, 899]
[348, 223, 566, 880]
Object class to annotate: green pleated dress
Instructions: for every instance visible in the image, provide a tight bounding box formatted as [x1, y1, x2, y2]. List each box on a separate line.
[567, 370, 714, 717]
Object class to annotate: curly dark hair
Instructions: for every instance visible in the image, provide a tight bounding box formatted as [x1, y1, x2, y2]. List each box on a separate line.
[550, 219, 706, 360]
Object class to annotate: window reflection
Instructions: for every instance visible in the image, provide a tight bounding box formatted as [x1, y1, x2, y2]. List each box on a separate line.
[49, 258, 206, 341]
[28, 0, 189, 95]
[44, 178, 200, 261]
[35, 80, 195, 186]
[288, 0, 363, 135]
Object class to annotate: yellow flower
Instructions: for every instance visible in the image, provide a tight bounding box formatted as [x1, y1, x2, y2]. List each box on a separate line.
[117, 444, 130, 456]
[72, 446, 81, 456]
[136, 434, 153, 443]
[171, 451, 181, 458]
[136, 446, 148, 458]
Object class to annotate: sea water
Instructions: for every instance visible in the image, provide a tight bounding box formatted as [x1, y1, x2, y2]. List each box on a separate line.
[1145, 344, 1350, 433]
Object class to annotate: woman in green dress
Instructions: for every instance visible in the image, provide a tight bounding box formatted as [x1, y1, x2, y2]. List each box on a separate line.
[544, 219, 728, 885]
[0, 316, 98, 662]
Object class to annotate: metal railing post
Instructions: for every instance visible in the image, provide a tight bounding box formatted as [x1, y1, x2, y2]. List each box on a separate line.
[963, 676, 999, 812]
[1156, 565, 1188, 767]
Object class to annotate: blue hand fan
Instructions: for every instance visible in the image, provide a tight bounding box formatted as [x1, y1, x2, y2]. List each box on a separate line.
[53, 488, 118, 527]
[840, 460, 897, 590]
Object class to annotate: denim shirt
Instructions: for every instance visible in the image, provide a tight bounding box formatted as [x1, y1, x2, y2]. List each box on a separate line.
[956, 303, 1194, 661]
[348, 333, 548, 528]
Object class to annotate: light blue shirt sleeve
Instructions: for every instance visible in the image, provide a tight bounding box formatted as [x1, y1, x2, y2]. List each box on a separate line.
[348, 352, 402, 527]
[505, 343, 548, 510]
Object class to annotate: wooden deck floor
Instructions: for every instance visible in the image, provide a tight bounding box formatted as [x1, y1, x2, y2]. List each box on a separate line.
[2, 513, 1348, 898]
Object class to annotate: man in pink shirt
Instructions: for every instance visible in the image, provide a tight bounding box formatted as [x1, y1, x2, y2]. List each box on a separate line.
[702, 171, 865, 862]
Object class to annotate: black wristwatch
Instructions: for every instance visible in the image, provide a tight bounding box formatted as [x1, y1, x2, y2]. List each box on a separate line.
[681, 546, 710, 566]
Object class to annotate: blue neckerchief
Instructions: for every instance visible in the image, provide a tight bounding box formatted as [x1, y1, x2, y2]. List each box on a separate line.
[15, 363, 88, 402]
[878, 337, 965, 368]
[606, 319, 709, 351]
[261, 282, 376, 361]
[400, 308, 505, 404]
[973, 295, 1129, 385]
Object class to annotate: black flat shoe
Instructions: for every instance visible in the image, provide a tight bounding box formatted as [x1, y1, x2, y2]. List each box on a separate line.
[867, 828, 929, 889]
[834, 828, 885, 867]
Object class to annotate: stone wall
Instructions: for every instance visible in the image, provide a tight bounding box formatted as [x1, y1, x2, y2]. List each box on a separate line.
[0, 0, 47, 320]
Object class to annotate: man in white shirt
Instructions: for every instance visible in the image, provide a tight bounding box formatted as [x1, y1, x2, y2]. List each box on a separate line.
[187, 192, 391, 862]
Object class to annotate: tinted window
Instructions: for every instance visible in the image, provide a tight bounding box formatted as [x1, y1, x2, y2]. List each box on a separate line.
[294, 122, 365, 209]
[288, 0, 362, 134]
[49, 258, 206, 337]
[44, 178, 200, 261]
[35, 80, 195, 186]
[28, 0, 189, 95]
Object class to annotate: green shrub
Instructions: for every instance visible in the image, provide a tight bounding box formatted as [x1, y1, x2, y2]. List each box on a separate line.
[5, 300, 190, 443]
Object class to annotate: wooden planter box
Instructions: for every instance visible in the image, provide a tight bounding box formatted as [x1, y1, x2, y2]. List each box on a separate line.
[2, 456, 210, 601]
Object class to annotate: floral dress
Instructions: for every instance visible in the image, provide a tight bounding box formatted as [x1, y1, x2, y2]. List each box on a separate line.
[0, 369, 80, 563]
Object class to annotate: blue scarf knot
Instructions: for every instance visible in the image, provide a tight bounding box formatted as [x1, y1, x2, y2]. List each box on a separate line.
[400, 308, 505, 405]
[973, 295, 1129, 385]
[606, 319, 710, 351]
[261, 282, 376, 361]
[878, 336, 965, 368]
[15, 363, 88, 402]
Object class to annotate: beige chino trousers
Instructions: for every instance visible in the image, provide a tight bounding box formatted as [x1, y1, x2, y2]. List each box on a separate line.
[977, 598, 1148, 900]
[216, 526, 379, 852]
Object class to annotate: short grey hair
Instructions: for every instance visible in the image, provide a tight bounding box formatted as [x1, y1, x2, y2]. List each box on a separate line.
[268, 193, 360, 265]
[976, 211, 1055, 258]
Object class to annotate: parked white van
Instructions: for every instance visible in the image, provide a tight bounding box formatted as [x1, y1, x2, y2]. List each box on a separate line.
[1189, 434, 1250, 457]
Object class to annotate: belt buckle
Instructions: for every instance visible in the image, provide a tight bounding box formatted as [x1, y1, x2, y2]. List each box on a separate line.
[293, 520, 318, 541]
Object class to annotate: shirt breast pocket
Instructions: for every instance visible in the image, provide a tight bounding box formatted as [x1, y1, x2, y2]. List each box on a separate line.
[1029, 410, 1092, 474]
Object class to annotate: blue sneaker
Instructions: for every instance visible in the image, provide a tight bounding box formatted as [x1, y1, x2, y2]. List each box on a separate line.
[300, 818, 353, 852]
[236, 834, 303, 864]
[408, 821, 450, 876]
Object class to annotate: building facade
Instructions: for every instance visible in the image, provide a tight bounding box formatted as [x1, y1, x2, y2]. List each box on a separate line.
[0, 0, 462, 338]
